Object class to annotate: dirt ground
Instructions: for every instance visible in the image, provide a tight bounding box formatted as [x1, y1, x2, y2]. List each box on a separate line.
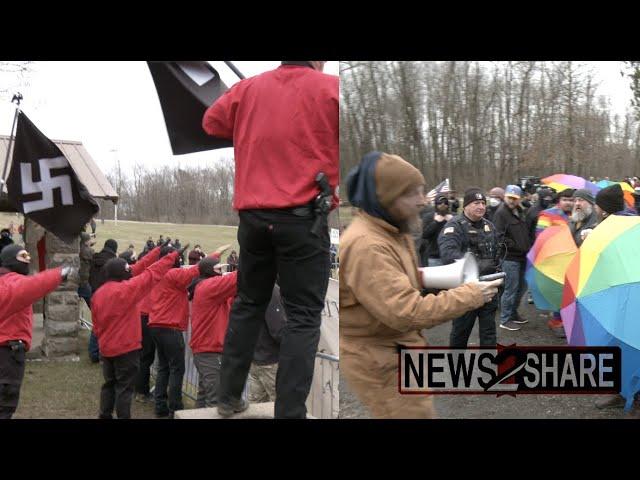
[339, 296, 638, 419]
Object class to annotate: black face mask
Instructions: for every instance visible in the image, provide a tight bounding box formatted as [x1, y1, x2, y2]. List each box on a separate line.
[104, 258, 132, 282]
[12, 261, 30, 276]
[0, 245, 30, 276]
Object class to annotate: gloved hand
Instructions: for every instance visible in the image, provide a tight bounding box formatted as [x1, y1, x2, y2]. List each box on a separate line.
[214, 244, 232, 256]
[61, 266, 76, 281]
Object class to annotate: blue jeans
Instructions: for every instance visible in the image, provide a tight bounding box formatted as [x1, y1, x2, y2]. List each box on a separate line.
[499, 260, 527, 325]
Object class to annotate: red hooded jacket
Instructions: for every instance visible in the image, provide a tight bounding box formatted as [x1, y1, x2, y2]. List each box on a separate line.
[189, 271, 238, 354]
[91, 251, 177, 358]
[132, 246, 160, 316]
[0, 267, 62, 351]
[202, 64, 339, 211]
[147, 266, 200, 331]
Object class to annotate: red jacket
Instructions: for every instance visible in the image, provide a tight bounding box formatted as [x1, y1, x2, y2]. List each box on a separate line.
[202, 64, 339, 210]
[0, 268, 62, 351]
[91, 252, 177, 358]
[189, 271, 238, 354]
[132, 247, 160, 316]
[147, 265, 200, 331]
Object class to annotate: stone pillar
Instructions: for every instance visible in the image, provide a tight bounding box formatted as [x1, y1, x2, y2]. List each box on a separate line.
[24, 218, 46, 315]
[41, 232, 80, 359]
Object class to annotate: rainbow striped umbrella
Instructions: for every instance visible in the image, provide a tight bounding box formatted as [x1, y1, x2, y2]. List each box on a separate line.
[560, 215, 640, 407]
[541, 174, 599, 196]
[535, 206, 569, 237]
[525, 224, 577, 312]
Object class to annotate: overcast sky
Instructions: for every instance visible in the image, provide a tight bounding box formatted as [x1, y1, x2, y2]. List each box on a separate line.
[0, 61, 634, 180]
[0, 61, 339, 177]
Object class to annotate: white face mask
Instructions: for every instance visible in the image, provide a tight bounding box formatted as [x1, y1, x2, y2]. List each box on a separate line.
[488, 197, 501, 207]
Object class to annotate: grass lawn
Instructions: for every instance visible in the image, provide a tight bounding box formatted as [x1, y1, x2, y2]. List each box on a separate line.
[0, 212, 240, 258]
[13, 328, 195, 419]
[93, 219, 239, 258]
[14, 328, 153, 419]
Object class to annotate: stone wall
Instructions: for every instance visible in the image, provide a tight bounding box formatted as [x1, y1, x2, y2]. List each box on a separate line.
[41, 231, 80, 359]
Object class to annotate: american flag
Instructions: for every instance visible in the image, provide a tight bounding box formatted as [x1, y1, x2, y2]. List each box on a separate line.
[426, 178, 450, 201]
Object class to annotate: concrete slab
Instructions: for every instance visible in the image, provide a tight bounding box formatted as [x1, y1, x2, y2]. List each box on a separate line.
[174, 402, 316, 419]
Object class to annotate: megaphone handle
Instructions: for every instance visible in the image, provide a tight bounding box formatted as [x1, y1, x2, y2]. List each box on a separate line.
[478, 272, 507, 282]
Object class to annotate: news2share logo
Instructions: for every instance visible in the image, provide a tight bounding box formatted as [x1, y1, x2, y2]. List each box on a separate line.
[399, 345, 621, 395]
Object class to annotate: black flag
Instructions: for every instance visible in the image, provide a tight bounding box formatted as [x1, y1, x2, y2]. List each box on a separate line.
[6, 112, 100, 244]
[147, 61, 233, 155]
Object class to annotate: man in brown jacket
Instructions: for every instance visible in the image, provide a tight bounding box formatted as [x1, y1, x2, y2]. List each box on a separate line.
[340, 152, 502, 419]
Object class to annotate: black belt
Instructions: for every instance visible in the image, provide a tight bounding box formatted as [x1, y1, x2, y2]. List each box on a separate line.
[258, 205, 314, 217]
[0, 340, 25, 351]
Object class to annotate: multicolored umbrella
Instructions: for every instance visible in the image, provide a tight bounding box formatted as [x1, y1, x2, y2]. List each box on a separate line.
[541, 174, 599, 196]
[560, 215, 640, 407]
[535, 206, 570, 237]
[595, 180, 635, 209]
[526, 224, 577, 312]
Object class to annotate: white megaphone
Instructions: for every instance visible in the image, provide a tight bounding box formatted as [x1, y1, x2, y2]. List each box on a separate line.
[419, 252, 480, 290]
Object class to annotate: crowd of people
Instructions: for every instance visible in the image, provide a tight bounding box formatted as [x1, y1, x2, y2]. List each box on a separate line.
[1, 59, 338, 420]
[418, 176, 639, 336]
[340, 148, 640, 418]
[0, 231, 285, 420]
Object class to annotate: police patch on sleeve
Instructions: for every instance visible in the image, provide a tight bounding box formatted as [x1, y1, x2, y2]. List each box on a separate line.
[443, 227, 455, 234]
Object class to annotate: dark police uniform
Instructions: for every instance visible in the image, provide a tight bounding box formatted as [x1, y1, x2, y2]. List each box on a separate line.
[438, 214, 500, 348]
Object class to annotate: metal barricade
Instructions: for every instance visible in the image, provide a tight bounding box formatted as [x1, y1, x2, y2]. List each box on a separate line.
[307, 352, 339, 419]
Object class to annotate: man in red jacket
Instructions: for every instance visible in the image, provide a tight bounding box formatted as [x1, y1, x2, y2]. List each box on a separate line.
[148, 244, 230, 418]
[91, 251, 178, 419]
[129, 245, 162, 403]
[202, 61, 338, 419]
[188, 256, 238, 408]
[0, 244, 69, 419]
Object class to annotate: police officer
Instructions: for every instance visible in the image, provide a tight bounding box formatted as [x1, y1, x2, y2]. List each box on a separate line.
[438, 187, 501, 348]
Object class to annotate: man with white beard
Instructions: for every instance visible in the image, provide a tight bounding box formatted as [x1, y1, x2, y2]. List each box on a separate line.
[568, 189, 598, 246]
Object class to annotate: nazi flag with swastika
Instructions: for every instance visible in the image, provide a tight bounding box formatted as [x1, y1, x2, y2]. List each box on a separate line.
[147, 61, 233, 155]
[5, 111, 99, 244]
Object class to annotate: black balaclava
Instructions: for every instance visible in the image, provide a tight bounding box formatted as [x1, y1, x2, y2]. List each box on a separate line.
[160, 245, 181, 268]
[538, 187, 555, 210]
[104, 258, 132, 282]
[103, 239, 118, 255]
[187, 255, 221, 301]
[0, 244, 30, 275]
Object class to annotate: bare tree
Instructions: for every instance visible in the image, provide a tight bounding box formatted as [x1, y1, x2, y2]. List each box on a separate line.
[340, 61, 640, 195]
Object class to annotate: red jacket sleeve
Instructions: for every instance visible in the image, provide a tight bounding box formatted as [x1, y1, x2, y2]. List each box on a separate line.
[202, 82, 244, 139]
[0, 268, 62, 318]
[125, 251, 178, 300]
[165, 265, 200, 290]
[131, 246, 160, 277]
[199, 272, 238, 304]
